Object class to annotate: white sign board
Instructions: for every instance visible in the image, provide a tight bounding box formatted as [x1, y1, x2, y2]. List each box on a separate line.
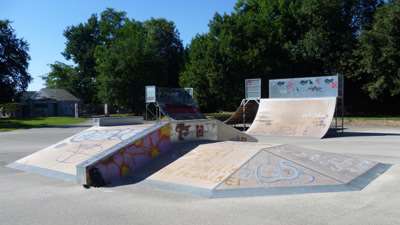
[269, 75, 340, 98]
[145, 86, 156, 103]
[245, 78, 261, 99]
[184, 87, 194, 97]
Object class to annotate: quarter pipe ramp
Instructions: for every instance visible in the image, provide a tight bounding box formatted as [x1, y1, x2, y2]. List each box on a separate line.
[246, 97, 337, 138]
[224, 100, 259, 125]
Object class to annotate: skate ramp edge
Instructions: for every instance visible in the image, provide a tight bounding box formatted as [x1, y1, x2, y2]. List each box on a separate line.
[146, 143, 390, 198]
[76, 122, 171, 185]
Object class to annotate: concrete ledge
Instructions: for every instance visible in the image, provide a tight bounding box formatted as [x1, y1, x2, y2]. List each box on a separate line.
[93, 116, 144, 126]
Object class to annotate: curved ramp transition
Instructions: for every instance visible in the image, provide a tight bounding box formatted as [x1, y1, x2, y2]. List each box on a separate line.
[224, 101, 259, 125]
[246, 97, 336, 138]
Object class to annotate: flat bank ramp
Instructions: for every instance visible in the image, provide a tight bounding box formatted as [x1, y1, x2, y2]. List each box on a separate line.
[8, 122, 171, 184]
[246, 97, 336, 138]
[147, 142, 389, 198]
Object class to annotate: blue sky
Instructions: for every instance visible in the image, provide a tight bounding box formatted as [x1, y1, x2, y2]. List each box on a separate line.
[1, 0, 237, 91]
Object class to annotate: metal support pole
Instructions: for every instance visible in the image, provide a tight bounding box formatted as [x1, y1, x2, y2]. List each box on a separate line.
[145, 103, 148, 121]
[243, 100, 249, 131]
[74, 103, 79, 118]
[341, 74, 345, 133]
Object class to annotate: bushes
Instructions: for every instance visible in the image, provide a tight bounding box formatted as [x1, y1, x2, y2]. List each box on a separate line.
[0, 103, 23, 118]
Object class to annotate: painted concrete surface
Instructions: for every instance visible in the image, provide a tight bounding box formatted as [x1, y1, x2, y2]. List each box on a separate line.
[246, 98, 336, 138]
[149, 142, 276, 190]
[7, 119, 254, 185]
[148, 142, 386, 197]
[1, 126, 400, 225]
[8, 123, 155, 181]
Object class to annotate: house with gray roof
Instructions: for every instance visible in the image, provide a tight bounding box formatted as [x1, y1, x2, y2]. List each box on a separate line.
[22, 88, 80, 117]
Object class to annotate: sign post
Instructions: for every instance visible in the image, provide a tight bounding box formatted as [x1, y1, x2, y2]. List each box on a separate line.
[245, 78, 262, 100]
[243, 78, 261, 129]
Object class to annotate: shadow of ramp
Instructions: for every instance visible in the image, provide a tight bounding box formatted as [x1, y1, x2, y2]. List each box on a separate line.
[105, 140, 216, 187]
[325, 129, 400, 138]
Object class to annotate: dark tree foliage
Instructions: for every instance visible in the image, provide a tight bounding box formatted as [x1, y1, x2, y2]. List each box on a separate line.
[95, 18, 184, 112]
[356, 0, 400, 99]
[43, 62, 79, 97]
[43, 9, 183, 111]
[0, 20, 31, 103]
[180, 0, 384, 112]
[58, 8, 127, 103]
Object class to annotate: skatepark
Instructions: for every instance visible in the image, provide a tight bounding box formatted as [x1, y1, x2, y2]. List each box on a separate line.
[1, 75, 400, 224]
[4, 75, 391, 198]
[1, 122, 400, 225]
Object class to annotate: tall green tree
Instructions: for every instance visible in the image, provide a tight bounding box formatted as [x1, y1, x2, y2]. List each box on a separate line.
[95, 18, 184, 111]
[45, 8, 128, 103]
[0, 20, 31, 103]
[43, 62, 79, 96]
[180, 0, 383, 112]
[356, 0, 400, 99]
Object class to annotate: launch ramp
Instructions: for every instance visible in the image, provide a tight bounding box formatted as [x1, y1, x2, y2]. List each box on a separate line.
[147, 142, 389, 198]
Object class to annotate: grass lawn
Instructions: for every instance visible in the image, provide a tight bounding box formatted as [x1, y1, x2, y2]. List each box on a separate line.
[0, 117, 88, 132]
[344, 116, 400, 121]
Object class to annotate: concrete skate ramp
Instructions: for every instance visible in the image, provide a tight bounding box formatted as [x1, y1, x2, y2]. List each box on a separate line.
[147, 142, 389, 198]
[8, 118, 255, 186]
[156, 87, 206, 120]
[8, 122, 171, 185]
[224, 101, 259, 125]
[246, 97, 336, 138]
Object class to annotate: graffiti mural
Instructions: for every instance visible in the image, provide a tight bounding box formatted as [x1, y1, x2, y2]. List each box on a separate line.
[171, 120, 218, 142]
[269, 75, 340, 98]
[53, 125, 153, 165]
[89, 124, 171, 184]
[218, 150, 332, 189]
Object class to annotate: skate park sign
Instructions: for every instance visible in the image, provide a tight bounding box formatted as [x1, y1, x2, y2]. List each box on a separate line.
[245, 78, 261, 99]
[269, 75, 340, 98]
[145, 86, 156, 103]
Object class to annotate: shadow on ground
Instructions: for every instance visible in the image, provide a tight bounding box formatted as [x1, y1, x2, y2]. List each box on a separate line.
[105, 140, 216, 187]
[326, 128, 400, 138]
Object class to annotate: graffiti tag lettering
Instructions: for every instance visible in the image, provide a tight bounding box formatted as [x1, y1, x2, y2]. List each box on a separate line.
[175, 123, 191, 140]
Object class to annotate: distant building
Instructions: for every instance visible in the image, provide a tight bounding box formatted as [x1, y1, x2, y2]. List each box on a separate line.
[22, 88, 80, 117]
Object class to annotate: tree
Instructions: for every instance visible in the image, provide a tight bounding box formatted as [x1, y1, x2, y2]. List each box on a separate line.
[356, 0, 400, 100]
[180, 0, 383, 112]
[0, 20, 31, 103]
[95, 18, 184, 111]
[43, 62, 79, 96]
[54, 8, 128, 103]
[143, 18, 184, 87]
